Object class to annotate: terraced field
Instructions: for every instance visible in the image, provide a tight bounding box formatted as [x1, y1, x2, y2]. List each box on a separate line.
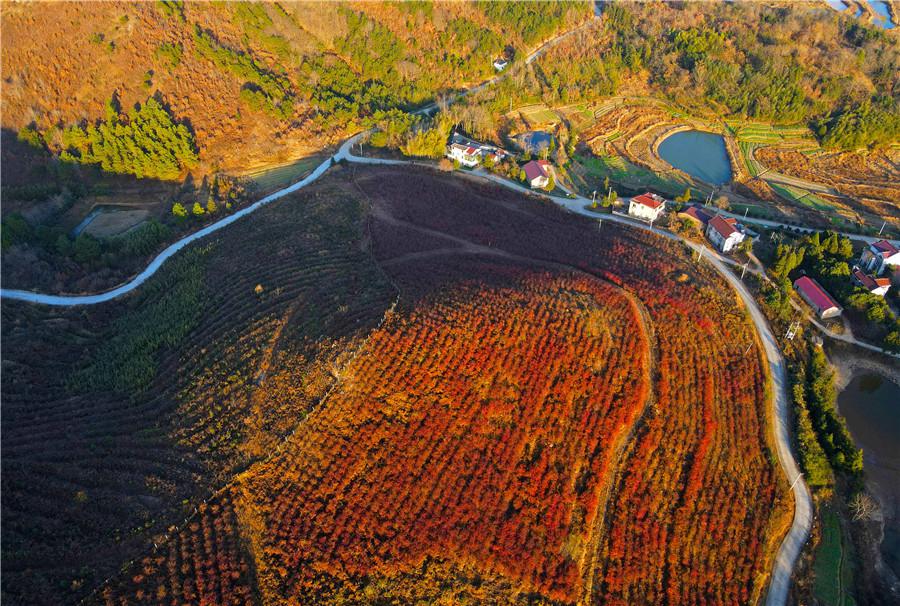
[3, 166, 790, 606]
[755, 147, 900, 229]
[517, 103, 560, 128]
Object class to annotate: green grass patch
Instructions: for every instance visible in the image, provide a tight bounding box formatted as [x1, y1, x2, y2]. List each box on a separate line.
[246, 156, 324, 193]
[728, 121, 814, 145]
[518, 104, 558, 125]
[813, 506, 856, 606]
[601, 130, 623, 142]
[575, 153, 689, 197]
[738, 141, 762, 177]
[769, 182, 834, 211]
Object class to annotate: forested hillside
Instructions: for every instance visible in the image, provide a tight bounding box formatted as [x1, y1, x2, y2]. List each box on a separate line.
[0, 0, 589, 175]
[525, 1, 899, 150]
[0, 0, 590, 294]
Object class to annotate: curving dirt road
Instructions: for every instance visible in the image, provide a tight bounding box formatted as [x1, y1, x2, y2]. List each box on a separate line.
[342, 151, 811, 606]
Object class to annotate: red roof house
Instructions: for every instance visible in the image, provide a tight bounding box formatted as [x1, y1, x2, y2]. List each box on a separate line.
[794, 276, 842, 319]
[631, 192, 665, 210]
[851, 267, 891, 296]
[681, 205, 713, 225]
[708, 215, 738, 238]
[705, 215, 745, 253]
[873, 240, 899, 255]
[628, 192, 667, 221]
[860, 239, 900, 274]
[522, 160, 552, 189]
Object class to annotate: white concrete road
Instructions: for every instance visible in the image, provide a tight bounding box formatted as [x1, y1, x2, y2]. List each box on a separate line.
[717, 207, 899, 246]
[336, 147, 811, 606]
[0, 131, 813, 606]
[1, 12, 603, 305]
[0, 156, 337, 305]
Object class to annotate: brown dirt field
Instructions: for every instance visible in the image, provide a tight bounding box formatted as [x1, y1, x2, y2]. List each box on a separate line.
[83, 209, 149, 238]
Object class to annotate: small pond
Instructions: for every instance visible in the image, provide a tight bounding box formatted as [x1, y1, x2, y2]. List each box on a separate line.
[868, 1, 896, 29]
[827, 1, 895, 26]
[518, 131, 553, 153]
[657, 130, 732, 185]
[838, 371, 900, 578]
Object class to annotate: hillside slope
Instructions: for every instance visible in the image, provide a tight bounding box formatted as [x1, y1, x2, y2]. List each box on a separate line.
[2, 165, 790, 605]
[1, 1, 589, 175]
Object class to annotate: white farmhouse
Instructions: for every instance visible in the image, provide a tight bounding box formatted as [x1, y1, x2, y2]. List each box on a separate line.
[446, 142, 481, 168]
[851, 267, 891, 297]
[627, 192, 666, 222]
[522, 160, 552, 189]
[706, 215, 745, 253]
[859, 239, 900, 275]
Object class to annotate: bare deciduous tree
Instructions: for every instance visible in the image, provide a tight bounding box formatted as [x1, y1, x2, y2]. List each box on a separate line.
[849, 493, 878, 522]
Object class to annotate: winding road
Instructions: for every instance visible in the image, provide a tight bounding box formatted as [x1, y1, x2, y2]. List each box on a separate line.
[716, 206, 899, 246]
[2, 10, 812, 605]
[1, 134, 814, 605]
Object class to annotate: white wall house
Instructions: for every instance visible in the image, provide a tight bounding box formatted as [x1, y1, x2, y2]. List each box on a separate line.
[522, 160, 552, 189]
[493, 58, 509, 71]
[851, 267, 891, 297]
[706, 215, 745, 253]
[446, 142, 481, 167]
[859, 240, 900, 275]
[627, 193, 666, 222]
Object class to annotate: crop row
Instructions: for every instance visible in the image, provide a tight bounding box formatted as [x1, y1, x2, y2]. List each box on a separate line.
[358, 169, 784, 604]
[95, 492, 255, 606]
[241, 267, 650, 602]
[0, 183, 395, 604]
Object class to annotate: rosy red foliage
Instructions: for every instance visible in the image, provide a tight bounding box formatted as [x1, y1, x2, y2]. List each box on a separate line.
[87, 169, 782, 605]
[98, 493, 255, 606]
[244, 264, 651, 602]
[356, 170, 782, 604]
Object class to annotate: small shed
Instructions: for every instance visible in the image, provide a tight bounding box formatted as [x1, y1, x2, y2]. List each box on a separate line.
[794, 276, 842, 319]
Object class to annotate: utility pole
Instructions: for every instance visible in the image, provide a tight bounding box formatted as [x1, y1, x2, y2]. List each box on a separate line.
[696, 246, 704, 262]
[591, 190, 597, 208]
[789, 473, 804, 491]
[785, 321, 800, 341]
[879, 221, 886, 235]
[744, 206, 749, 219]
[741, 261, 749, 280]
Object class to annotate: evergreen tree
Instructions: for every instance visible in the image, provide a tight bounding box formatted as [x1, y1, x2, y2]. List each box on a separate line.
[56, 95, 198, 180]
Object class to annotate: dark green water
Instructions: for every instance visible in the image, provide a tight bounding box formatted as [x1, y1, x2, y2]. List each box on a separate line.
[838, 371, 900, 578]
[657, 130, 733, 185]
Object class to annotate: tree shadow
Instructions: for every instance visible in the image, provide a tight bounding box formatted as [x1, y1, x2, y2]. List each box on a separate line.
[1, 127, 245, 294]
